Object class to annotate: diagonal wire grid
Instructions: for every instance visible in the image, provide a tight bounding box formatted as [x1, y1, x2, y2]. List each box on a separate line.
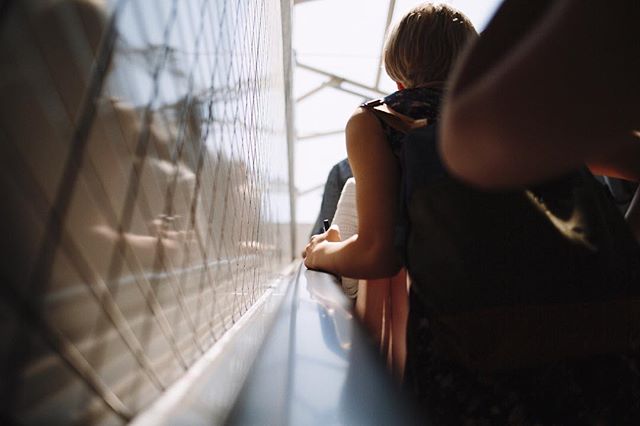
[0, 0, 291, 424]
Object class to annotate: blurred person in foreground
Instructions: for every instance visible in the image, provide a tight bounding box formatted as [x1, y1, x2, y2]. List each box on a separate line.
[440, 0, 640, 241]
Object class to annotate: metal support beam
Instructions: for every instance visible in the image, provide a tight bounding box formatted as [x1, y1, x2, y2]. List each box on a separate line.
[295, 76, 341, 103]
[282, 0, 297, 260]
[374, 0, 396, 89]
[296, 61, 388, 99]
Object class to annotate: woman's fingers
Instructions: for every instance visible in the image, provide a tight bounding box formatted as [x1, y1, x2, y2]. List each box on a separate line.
[327, 224, 341, 242]
[304, 226, 341, 267]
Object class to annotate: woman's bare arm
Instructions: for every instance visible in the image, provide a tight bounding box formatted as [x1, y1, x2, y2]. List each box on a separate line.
[303, 108, 402, 279]
[440, 0, 640, 188]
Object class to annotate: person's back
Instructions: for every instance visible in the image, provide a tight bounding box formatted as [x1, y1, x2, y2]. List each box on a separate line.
[310, 159, 352, 236]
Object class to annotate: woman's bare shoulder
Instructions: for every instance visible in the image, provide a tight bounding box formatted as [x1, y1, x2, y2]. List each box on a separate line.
[346, 106, 383, 135]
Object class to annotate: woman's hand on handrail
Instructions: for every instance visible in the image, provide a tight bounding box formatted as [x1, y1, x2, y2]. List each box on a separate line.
[303, 225, 342, 270]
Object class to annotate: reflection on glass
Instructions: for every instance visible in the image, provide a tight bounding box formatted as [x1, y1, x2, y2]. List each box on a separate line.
[0, 0, 291, 423]
[305, 270, 354, 356]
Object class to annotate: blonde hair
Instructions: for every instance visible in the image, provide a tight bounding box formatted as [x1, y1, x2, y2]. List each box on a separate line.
[384, 3, 477, 88]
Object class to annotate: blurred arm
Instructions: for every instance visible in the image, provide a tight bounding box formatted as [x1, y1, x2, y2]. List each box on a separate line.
[440, 0, 640, 188]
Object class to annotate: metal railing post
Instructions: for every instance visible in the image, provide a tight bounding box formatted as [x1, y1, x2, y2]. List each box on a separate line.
[281, 0, 297, 260]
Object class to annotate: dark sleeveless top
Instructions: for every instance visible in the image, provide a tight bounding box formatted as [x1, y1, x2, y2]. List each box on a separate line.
[362, 87, 445, 258]
[364, 87, 640, 424]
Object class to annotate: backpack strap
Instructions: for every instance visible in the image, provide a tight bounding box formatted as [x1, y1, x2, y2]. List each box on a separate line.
[361, 81, 445, 133]
[361, 98, 429, 134]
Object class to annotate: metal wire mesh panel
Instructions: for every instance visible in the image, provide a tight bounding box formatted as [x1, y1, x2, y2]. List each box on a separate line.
[0, 0, 292, 423]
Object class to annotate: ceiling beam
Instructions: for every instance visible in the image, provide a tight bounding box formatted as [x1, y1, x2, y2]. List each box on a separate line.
[374, 0, 396, 89]
[296, 61, 388, 98]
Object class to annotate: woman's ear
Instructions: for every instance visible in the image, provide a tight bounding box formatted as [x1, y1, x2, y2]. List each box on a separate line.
[396, 82, 405, 91]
